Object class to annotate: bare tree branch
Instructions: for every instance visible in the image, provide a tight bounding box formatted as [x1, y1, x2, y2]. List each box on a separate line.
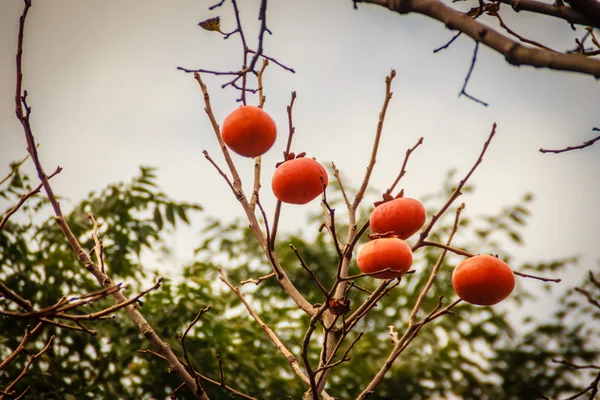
[562, 370, 600, 400]
[217, 268, 333, 400]
[357, 0, 600, 77]
[0, 322, 44, 370]
[0, 335, 55, 400]
[539, 128, 600, 153]
[415, 123, 497, 247]
[513, 270, 562, 283]
[181, 306, 212, 394]
[383, 136, 424, 198]
[0, 166, 61, 231]
[552, 358, 600, 370]
[0, 153, 30, 186]
[12, 1, 208, 397]
[139, 350, 258, 400]
[498, 0, 598, 28]
[459, 41, 489, 106]
[567, 0, 600, 27]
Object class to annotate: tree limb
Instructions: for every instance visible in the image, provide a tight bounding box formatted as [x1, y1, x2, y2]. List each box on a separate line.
[357, 0, 600, 78]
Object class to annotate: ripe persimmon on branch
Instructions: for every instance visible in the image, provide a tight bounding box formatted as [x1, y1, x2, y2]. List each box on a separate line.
[3, 0, 598, 399]
[179, 1, 590, 398]
[186, 11, 561, 400]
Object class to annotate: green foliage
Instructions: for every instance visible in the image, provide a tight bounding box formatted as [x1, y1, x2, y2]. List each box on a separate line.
[1, 165, 598, 399]
[0, 166, 202, 399]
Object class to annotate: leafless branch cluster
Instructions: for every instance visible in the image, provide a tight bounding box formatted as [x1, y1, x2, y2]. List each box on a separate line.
[0, 279, 163, 398]
[355, 0, 600, 77]
[177, 0, 294, 104]
[354, 0, 600, 151]
[190, 56, 563, 396]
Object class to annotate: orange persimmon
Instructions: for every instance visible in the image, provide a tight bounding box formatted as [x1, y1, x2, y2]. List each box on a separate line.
[452, 254, 515, 306]
[370, 197, 426, 240]
[221, 105, 277, 157]
[356, 238, 413, 279]
[272, 157, 328, 205]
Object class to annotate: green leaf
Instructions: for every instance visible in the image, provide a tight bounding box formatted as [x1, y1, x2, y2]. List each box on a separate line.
[153, 206, 163, 230]
[166, 204, 175, 226]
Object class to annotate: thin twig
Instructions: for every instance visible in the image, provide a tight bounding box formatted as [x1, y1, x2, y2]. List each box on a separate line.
[513, 271, 562, 283]
[0, 322, 44, 370]
[290, 244, 329, 295]
[575, 287, 600, 309]
[341, 269, 415, 282]
[459, 41, 489, 107]
[1, 283, 123, 318]
[139, 350, 257, 400]
[314, 331, 364, 375]
[420, 240, 474, 257]
[532, 386, 550, 400]
[270, 91, 297, 250]
[562, 370, 600, 400]
[0, 166, 61, 231]
[491, 11, 558, 52]
[353, 69, 396, 210]
[384, 137, 424, 198]
[0, 335, 55, 400]
[170, 382, 186, 400]
[0, 153, 30, 186]
[321, 181, 343, 260]
[249, 60, 268, 210]
[240, 272, 276, 286]
[331, 162, 351, 208]
[203, 150, 236, 194]
[247, 50, 295, 73]
[539, 128, 600, 153]
[434, 31, 462, 53]
[301, 302, 334, 399]
[416, 123, 497, 247]
[181, 306, 212, 394]
[0, 281, 33, 310]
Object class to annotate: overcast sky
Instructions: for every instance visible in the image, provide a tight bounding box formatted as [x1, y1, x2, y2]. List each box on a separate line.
[1, 1, 599, 322]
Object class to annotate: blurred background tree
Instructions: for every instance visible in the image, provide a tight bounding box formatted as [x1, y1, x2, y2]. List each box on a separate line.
[1, 165, 597, 399]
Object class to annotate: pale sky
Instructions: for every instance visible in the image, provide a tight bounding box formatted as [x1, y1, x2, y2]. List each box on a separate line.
[1, 0, 599, 323]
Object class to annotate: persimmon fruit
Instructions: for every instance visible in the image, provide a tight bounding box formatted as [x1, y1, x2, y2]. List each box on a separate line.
[370, 197, 426, 240]
[272, 157, 328, 204]
[451, 254, 515, 306]
[221, 105, 277, 157]
[356, 237, 413, 279]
